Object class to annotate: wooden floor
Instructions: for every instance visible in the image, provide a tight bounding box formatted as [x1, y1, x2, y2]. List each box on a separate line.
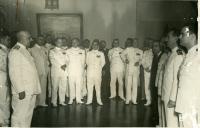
[32, 70, 156, 127]
[32, 93, 155, 127]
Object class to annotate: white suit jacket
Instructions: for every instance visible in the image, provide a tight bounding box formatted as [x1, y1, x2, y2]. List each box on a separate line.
[155, 53, 169, 96]
[86, 50, 105, 77]
[121, 47, 143, 74]
[108, 47, 125, 72]
[175, 45, 200, 114]
[49, 47, 68, 76]
[0, 44, 9, 88]
[8, 43, 41, 95]
[141, 49, 153, 71]
[161, 47, 184, 102]
[66, 47, 85, 77]
[29, 44, 49, 76]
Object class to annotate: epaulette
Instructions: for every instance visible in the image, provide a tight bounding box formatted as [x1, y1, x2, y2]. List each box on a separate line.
[176, 49, 183, 55]
[13, 45, 20, 50]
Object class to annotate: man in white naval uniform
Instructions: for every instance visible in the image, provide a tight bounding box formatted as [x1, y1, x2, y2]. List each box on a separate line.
[175, 25, 200, 128]
[9, 31, 41, 127]
[108, 39, 125, 100]
[66, 38, 85, 104]
[29, 35, 49, 107]
[155, 38, 170, 127]
[141, 39, 153, 106]
[0, 34, 11, 126]
[49, 38, 68, 107]
[161, 29, 184, 127]
[121, 38, 143, 104]
[86, 39, 105, 105]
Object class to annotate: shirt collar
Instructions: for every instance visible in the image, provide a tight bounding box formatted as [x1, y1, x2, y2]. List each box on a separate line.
[62, 46, 68, 50]
[71, 47, 80, 50]
[188, 45, 197, 55]
[16, 42, 26, 49]
[55, 47, 62, 50]
[35, 44, 41, 49]
[0, 44, 8, 51]
[172, 47, 178, 53]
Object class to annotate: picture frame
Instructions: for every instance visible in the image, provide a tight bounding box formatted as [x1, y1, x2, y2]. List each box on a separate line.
[36, 13, 83, 40]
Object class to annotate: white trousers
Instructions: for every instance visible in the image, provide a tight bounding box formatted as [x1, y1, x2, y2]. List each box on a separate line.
[11, 95, 36, 127]
[158, 96, 165, 127]
[47, 68, 52, 98]
[65, 77, 69, 97]
[51, 75, 67, 105]
[0, 86, 10, 126]
[87, 75, 102, 104]
[36, 74, 47, 106]
[163, 101, 178, 127]
[110, 70, 124, 98]
[68, 75, 82, 103]
[82, 70, 87, 98]
[179, 111, 200, 128]
[144, 71, 151, 102]
[125, 71, 139, 103]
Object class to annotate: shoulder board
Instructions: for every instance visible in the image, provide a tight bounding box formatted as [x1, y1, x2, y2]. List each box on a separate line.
[176, 49, 183, 55]
[13, 45, 20, 50]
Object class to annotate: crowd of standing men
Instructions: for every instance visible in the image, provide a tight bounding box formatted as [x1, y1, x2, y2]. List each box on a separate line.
[0, 24, 200, 127]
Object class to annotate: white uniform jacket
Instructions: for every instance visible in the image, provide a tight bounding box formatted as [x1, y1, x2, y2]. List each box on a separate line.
[49, 47, 68, 76]
[161, 47, 184, 102]
[86, 50, 105, 77]
[108, 47, 124, 72]
[66, 47, 85, 77]
[0, 44, 9, 88]
[8, 43, 41, 95]
[141, 49, 153, 71]
[155, 53, 169, 96]
[29, 44, 49, 76]
[175, 45, 200, 114]
[121, 47, 143, 75]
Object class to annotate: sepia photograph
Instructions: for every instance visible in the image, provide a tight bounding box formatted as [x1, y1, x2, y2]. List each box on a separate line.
[0, 0, 199, 127]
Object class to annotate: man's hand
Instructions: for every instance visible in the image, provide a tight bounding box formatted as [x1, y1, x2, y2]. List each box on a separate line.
[19, 91, 25, 100]
[167, 100, 176, 108]
[134, 62, 139, 66]
[125, 59, 129, 64]
[61, 64, 67, 71]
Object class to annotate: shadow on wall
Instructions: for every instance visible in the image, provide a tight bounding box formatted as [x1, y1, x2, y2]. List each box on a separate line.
[84, 0, 107, 45]
[112, 1, 136, 48]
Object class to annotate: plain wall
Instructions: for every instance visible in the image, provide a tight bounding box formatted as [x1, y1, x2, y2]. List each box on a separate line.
[0, 0, 197, 48]
[1, 0, 137, 48]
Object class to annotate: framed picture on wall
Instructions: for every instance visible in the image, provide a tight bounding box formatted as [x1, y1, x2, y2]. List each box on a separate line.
[37, 13, 83, 40]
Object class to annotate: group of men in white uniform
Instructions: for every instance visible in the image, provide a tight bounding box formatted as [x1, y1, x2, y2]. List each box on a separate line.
[155, 25, 200, 128]
[0, 24, 200, 127]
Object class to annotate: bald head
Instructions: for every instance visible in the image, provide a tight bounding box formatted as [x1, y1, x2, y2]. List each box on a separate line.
[17, 31, 31, 48]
